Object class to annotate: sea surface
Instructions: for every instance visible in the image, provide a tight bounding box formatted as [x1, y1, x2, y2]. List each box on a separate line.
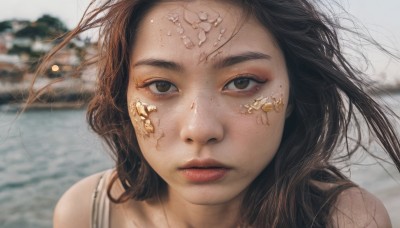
[0, 94, 399, 228]
[0, 109, 113, 228]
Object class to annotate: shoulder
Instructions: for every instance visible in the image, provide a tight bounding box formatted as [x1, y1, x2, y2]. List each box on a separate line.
[53, 170, 112, 228]
[332, 187, 392, 228]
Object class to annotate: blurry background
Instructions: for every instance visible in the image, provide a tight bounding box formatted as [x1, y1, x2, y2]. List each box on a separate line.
[0, 0, 399, 227]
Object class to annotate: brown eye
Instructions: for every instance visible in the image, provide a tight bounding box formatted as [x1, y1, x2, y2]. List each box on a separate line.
[148, 81, 178, 94]
[223, 76, 266, 94]
[224, 77, 259, 92]
[233, 78, 250, 89]
[155, 81, 172, 92]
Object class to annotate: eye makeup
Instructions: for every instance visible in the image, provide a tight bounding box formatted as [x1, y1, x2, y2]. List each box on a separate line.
[135, 77, 179, 99]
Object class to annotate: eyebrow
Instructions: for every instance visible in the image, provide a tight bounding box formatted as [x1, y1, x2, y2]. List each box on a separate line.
[133, 51, 271, 71]
[133, 58, 183, 71]
[213, 51, 272, 68]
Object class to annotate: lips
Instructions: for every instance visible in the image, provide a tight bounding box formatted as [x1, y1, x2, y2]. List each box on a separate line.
[178, 159, 231, 183]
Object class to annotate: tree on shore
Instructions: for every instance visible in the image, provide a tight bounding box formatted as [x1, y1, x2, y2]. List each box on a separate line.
[2, 15, 90, 78]
[7, 15, 71, 66]
[14, 14, 69, 39]
[0, 21, 12, 33]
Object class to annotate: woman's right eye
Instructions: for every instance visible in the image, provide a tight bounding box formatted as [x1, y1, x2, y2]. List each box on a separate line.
[148, 81, 178, 94]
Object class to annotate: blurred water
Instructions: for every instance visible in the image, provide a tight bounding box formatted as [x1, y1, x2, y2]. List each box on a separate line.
[348, 93, 400, 227]
[0, 109, 112, 228]
[0, 93, 399, 228]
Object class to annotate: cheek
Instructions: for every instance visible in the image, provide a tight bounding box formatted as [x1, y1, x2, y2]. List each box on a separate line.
[128, 101, 157, 136]
[229, 111, 286, 164]
[237, 93, 287, 145]
[126, 97, 167, 152]
[237, 114, 285, 145]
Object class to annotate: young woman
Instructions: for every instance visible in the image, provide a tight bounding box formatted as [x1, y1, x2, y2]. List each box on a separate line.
[46, 0, 400, 227]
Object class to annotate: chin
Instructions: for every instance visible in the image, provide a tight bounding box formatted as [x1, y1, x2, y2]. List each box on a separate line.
[179, 185, 246, 206]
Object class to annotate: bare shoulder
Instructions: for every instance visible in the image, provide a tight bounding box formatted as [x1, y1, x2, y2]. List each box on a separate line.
[53, 170, 109, 228]
[332, 187, 392, 228]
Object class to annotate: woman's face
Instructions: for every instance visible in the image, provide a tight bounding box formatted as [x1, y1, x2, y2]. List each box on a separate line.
[127, 1, 289, 205]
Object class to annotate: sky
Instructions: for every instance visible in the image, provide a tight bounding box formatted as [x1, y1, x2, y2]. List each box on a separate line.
[0, 0, 399, 83]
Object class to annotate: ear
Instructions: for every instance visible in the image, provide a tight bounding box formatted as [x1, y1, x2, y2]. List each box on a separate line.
[285, 104, 293, 118]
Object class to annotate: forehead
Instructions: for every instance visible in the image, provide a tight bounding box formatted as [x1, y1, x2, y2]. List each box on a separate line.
[131, 1, 281, 65]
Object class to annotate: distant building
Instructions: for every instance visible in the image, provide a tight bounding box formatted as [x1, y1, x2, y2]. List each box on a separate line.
[13, 37, 33, 47]
[0, 32, 14, 53]
[0, 18, 95, 80]
[53, 48, 80, 66]
[0, 54, 24, 68]
[71, 38, 86, 48]
[0, 54, 25, 82]
[10, 20, 30, 32]
[31, 40, 53, 52]
[0, 41, 6, 54]
[45, 48, 81, 78]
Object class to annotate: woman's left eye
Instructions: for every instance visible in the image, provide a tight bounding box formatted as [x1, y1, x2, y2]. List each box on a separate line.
[224, 77, 263, 92]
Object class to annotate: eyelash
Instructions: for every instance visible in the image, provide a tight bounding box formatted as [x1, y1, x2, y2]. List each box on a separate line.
[223, 75, 266, 93]
[140, 80, 178, 97]
[139, 75, 266, 97]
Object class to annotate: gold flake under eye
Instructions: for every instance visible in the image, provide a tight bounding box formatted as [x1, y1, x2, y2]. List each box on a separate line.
[244, 96, 284, 114]
[129, 100, 157, 136]
[243, 95, 285, 125]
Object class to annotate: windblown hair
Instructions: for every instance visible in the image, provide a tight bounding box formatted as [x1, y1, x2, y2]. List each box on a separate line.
[34, 0, 400, 227]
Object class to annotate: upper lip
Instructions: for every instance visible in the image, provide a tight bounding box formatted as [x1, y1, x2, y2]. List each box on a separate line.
[179, 158, 231, 169]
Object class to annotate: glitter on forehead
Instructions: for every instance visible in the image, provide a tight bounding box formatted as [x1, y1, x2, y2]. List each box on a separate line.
[198, 11, 208, 21]
[166, 7, 225, 50]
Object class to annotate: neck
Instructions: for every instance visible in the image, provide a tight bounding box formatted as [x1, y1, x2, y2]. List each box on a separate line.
[161, 189, 243, 228]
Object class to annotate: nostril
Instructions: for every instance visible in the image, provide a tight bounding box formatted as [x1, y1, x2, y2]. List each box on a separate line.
[185, 137, 218, 144]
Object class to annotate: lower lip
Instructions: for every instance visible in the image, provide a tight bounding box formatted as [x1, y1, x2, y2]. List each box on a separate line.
[180, 168, 229, 183]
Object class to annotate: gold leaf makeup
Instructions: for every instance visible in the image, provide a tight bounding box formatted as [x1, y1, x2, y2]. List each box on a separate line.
[129, 100, 158, 136]
[244, 95, 285, 125]
[166, 8, 225, 49]
[244, 96, 284, 114]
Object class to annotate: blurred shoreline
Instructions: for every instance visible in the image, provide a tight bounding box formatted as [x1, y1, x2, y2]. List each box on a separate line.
[368, 83, 400, 95]
[1, 77, 399, 111]
[0, 76, 95, 111]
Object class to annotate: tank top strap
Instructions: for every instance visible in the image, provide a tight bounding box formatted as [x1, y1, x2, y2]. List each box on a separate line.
[91, 169, 113, 228]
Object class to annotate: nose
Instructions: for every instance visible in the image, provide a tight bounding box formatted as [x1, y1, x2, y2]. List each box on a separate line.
[179, 97, 224, 145]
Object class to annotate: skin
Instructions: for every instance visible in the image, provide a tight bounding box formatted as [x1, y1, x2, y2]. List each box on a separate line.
[127, 1, 289, 226]
[53, 1, 392, 228]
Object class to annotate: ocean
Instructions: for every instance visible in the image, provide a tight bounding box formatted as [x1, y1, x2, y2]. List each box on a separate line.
[0, 109, 112, 228]
[0, 94, 399, 228]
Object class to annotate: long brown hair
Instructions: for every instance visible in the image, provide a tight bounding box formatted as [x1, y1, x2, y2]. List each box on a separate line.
[33, 0, 400, 227]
